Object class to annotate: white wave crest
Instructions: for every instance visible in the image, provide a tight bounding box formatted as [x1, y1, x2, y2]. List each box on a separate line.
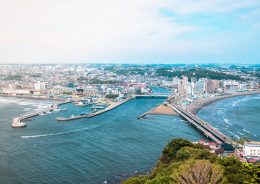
[242, 128, 251, 133]
[224, 118, 232, 125]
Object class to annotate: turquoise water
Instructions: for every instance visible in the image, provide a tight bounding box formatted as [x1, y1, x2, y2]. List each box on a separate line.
[198, 94, 260, 141]
[1, 94, 259, 183]
[0, 97, 202, 184]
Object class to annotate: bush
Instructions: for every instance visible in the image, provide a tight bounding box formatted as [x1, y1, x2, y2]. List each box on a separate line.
[161, 138, 194, 164]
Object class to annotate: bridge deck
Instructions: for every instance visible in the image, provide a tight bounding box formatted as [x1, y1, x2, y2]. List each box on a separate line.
[168, 103, 233, 145]
[168, 104, 223, 144]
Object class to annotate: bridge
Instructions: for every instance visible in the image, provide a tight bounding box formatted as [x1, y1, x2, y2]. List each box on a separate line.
[134, 93, 169, 98]
[167, 103, 234, 145]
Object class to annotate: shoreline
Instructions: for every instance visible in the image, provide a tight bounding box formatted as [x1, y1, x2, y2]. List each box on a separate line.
[187, 90, 260, 114]
[0, 94, 64, 101]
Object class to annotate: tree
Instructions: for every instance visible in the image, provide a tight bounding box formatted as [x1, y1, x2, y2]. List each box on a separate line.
[161, 138, 194, 164]
[174, 160, 224, 184]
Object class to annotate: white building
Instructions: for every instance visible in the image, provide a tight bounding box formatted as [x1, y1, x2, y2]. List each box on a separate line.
[34, 81, 46, 90]
[243, 141, 260, 158]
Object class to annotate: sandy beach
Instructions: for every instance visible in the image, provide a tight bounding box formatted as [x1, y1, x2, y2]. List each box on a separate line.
[145, 104, 178, 116]
[186, 90, 260, 114]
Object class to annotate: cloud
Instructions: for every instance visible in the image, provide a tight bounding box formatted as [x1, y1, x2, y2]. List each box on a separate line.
[0, 0, 259, 63]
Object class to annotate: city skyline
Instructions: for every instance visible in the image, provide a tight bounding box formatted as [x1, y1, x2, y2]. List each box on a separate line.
[0, 0, 260, 64]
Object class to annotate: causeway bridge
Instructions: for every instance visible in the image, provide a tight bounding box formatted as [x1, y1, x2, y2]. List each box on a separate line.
[134, 93, 169, 98]
[167, 103, 234, 145]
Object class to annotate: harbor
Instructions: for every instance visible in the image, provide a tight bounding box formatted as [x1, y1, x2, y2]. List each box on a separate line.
[56, 98, 133, 121]
[11, 100, 71, 128]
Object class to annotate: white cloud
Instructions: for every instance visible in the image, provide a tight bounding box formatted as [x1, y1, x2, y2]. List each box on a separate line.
[0, 0, 259, 63]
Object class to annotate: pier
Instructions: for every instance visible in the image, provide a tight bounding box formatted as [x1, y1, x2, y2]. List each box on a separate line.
[167, 103, 234, 145]
[56, 98, 133, 121]
[12, 100, 71, 128]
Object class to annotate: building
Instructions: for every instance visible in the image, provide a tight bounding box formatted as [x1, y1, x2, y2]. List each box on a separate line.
[34, 81, 46, 91]
[207, 79, 220, 93]
[194, 78, 207, 95]
[178, 76, 188, 95]
[243, 141, 260, 158]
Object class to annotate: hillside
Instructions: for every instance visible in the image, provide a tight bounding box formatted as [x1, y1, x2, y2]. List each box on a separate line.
[123, 138, 260, 184]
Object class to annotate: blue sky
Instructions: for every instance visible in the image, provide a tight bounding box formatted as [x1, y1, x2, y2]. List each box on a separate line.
[0, 0, 260, 64]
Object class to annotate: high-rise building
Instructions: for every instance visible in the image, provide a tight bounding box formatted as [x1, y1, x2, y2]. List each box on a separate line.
[207, 79, 220, 93]
[194, 78, 207, 95]
[178, 76, 188, 95]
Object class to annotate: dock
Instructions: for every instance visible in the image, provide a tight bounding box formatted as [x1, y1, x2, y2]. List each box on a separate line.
[56, 98, 133, 121]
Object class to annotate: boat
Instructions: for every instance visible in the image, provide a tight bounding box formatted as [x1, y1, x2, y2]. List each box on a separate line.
[75, 101, 90, 107]
[39, 111, 47, 116]
[91, 104, 106, 110]
[80, 112, 88, 116]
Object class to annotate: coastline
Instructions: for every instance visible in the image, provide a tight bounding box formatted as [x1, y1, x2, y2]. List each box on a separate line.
[0, 94, 64, 101]
[187, 90, 260, 114]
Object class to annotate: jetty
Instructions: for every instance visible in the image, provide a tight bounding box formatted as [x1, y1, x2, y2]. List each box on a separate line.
[56, 98, 133, 121]
[12, 100, 71, 128]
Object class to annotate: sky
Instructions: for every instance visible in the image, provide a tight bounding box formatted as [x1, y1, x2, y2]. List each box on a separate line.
[0, 0, 260, 64]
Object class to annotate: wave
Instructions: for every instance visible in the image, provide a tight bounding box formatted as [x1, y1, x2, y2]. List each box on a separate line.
[233, 134, 240, 139]
[223, 118, 232, 125]
[242, 128, 251, 133]
[0, 97, 53, 110]
[21, 124, 102, 139]
[237, 132, 244, 136]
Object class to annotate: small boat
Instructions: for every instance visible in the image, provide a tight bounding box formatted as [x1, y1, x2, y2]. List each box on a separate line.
[75, 101, 90, 107]
[91, 104, 106, 110]
[80, 112, 88, 116]
[39, 111, 47, 116]
[59, 108, 67, 111]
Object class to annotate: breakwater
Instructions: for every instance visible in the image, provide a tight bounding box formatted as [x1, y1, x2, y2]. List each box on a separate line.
[12, 100, 71, 128]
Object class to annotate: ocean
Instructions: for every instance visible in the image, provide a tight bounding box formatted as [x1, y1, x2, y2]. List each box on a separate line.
[0, 94, 259, 183]
[0, 97, 201, 184]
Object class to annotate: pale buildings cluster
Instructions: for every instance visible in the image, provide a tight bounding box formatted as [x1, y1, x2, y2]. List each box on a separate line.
[243, 141, 260, 158]
[175, 75, 255, 96]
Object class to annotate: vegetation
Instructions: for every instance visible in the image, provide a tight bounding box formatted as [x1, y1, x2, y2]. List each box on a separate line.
[3, 74, 22, 81]
[156, 68, 244, 81]
[123, 138, 260, 184]
[105, 94, 119, 99]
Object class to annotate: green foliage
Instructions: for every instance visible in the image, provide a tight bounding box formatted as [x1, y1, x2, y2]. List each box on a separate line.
[175, 147, 217, 162]
[105, 94, 119, 99]
[174, 159, 224, 184]
[161, 138, 194, 164]
[3, 74, 22, 81]
[123, 176, 148, 184]
[62, 91, 72, 95]
[124, 138, 260, 184]
[156, 68, 244, 81]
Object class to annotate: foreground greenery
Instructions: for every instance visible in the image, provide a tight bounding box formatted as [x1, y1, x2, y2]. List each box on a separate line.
[123, 138, 260, 184]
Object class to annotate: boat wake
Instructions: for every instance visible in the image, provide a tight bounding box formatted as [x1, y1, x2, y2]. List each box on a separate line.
[21, 124, 102, 139]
